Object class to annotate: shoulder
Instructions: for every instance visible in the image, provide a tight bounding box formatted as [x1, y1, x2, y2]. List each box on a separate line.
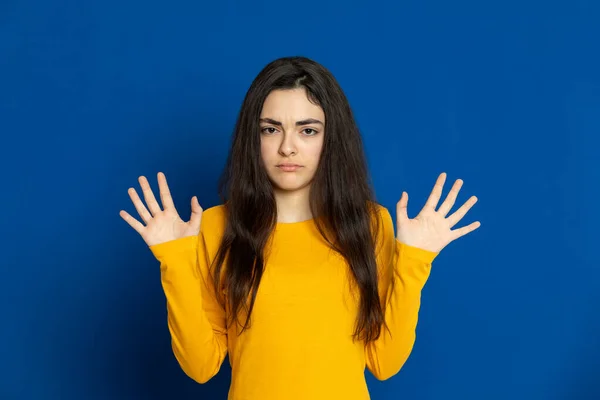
[202, 203, 227, 223]
[367, 200, 393, 226]
[367, 201, 396, 255]
[199, 203, 228, 238]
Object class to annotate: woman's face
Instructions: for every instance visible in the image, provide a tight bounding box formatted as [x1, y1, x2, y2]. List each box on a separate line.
[259, 88, 325, 194]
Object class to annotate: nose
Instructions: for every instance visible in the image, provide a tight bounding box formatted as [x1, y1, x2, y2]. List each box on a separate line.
[278, 133, 297, 156]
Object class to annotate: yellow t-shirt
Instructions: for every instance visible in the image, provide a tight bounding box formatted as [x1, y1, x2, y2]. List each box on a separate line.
[149, 203, 438, 399]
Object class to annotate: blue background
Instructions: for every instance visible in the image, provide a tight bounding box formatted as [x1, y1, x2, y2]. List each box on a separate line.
[2, 0, 599, 399]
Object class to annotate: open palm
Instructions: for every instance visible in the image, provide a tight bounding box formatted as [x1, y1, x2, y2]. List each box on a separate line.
[119, 172, 203, 247]
[396, 172, 481, 253]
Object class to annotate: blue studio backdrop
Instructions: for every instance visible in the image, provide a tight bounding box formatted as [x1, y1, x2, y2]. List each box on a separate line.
[1, 0, 599, 399]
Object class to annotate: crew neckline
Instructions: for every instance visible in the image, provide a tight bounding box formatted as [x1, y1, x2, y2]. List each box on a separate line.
[276, 218, 314, 226]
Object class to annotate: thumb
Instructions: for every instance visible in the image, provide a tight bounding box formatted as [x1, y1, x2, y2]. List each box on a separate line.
[396, 191, 409, 224]
[189, 196, 203, 227]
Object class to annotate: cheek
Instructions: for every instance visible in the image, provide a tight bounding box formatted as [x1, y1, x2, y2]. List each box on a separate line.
[260, 141, 271, 161]
[309, 140, 324, 163]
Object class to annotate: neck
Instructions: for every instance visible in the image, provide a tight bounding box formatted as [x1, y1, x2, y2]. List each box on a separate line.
[273, 186, 313, 223]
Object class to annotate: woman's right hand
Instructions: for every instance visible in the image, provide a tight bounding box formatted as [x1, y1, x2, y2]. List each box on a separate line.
[119, 172, 203, 247]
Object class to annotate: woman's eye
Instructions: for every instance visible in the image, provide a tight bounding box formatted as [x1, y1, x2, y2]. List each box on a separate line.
[261, 127, 318, 135]
[261, 127, 277, 134]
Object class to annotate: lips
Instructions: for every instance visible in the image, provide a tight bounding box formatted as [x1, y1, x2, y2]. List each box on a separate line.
[277, 164, 303, 172]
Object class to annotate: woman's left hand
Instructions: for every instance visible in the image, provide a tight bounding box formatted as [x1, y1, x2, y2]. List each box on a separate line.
[396, 172, 481, 253]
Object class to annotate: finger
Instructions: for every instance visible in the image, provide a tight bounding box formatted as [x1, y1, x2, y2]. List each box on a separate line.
[447, 196, 478, 228]
[157, 172, 176, 211]
[128, 187, 153, 224]
[437, 178, 463, 217]
[396, 192, 409, 223]
[450, 221, 481, 241]
[119, 209, 146, 235]
[189, 196, 203, 226]
[423, 172, 447, 211]
[138, 175, 162, 216]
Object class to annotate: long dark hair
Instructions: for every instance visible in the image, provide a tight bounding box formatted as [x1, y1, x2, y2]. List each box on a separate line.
[211, 56, 389, 344]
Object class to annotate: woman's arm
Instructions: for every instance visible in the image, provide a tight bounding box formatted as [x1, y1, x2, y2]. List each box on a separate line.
[365, 207, 438, 380]
[150, 213, 228, 384]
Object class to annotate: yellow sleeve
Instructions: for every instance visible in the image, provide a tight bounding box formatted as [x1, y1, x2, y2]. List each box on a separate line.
[149, 212, 228, 384]
[365, 207, 438, 381]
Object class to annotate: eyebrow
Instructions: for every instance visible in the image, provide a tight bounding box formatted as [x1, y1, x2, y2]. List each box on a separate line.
[259, 118, 324, 126]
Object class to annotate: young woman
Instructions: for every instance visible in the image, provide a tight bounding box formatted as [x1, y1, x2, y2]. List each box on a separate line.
[119, 56, 480, 399]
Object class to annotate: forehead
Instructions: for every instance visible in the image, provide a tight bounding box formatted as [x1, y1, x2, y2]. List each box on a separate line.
[261, 88, 324, 119]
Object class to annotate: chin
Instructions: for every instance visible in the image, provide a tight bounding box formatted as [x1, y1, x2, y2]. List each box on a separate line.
[270, 177, 312, 192]
[272, 182, 309, 192]
[267, 167, 315, 192]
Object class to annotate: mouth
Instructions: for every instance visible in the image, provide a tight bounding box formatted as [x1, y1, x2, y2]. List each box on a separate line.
[277, 164, 303, 172]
